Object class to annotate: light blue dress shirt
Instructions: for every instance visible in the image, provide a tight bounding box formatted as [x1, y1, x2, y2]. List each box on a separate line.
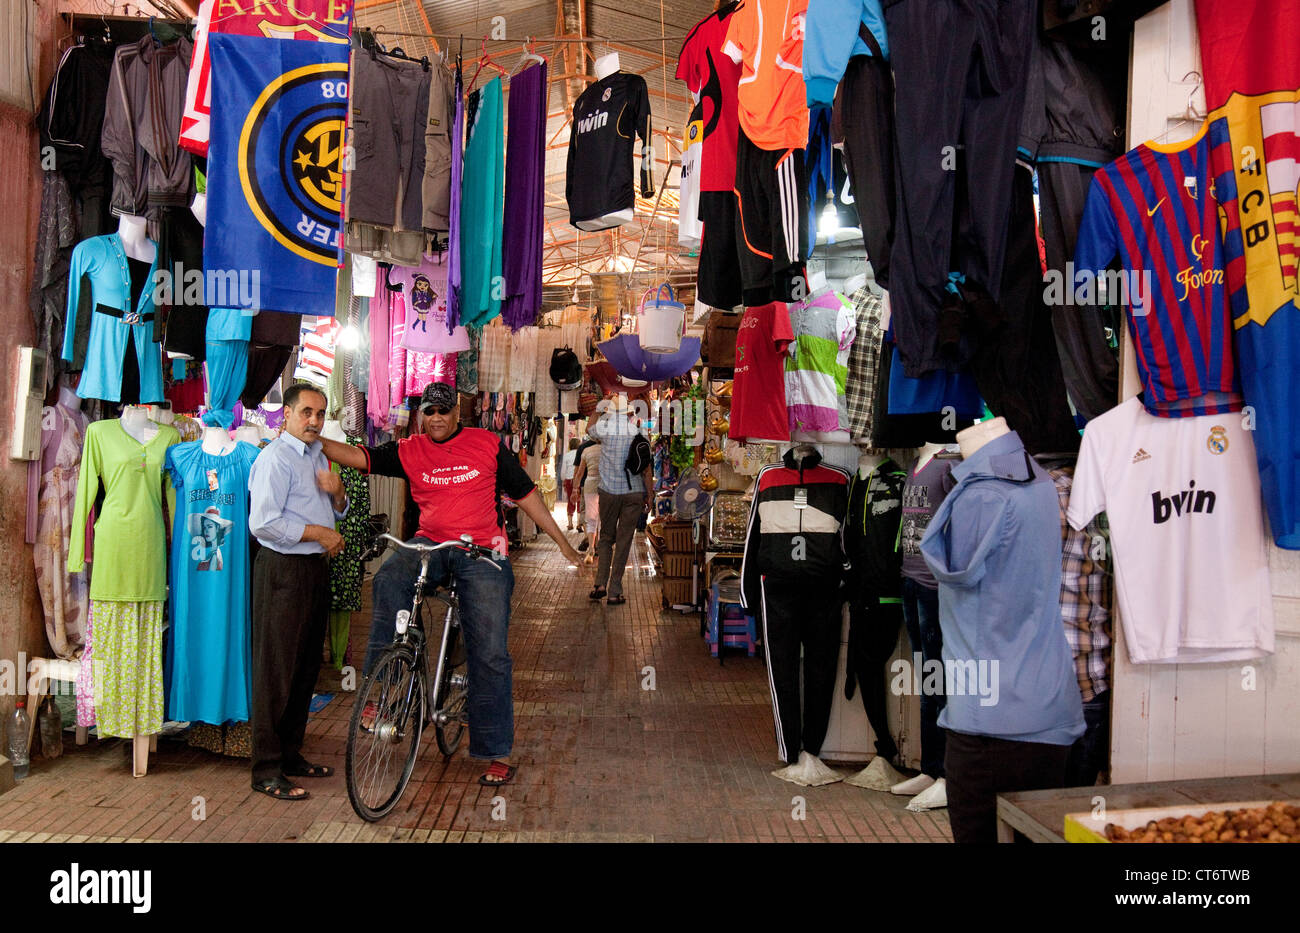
[248, 432, 348, 554]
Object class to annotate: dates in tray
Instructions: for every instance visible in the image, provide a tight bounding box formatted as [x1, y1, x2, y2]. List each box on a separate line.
[1106, 801, 1300, 843]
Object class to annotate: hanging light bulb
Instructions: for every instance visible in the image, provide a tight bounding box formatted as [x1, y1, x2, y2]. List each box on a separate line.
[337, 324, 360, 350]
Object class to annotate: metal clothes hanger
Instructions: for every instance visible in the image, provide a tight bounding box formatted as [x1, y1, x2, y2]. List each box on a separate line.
[1152, 70, 1207, 144]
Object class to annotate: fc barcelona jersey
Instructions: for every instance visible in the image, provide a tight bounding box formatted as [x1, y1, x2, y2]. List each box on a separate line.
[1075, 127, 1242, 418]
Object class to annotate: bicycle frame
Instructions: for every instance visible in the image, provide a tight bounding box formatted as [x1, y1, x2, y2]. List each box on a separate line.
[399, 549, 460, 728]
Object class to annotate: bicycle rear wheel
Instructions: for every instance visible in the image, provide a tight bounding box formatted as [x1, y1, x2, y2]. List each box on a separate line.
[345, 646, 426, 821]
[434, 618, 468, 756]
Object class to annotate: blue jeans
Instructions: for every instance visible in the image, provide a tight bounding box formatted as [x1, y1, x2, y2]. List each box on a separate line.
[1065, 690, 1110, 787]
[902, 577, 946, 778]
[365, 541, 517, 760]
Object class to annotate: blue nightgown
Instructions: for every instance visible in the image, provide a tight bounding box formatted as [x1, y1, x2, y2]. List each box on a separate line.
[164, 441, 261, 724]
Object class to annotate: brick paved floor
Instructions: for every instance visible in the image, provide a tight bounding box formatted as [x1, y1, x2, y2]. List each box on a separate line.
[0, 524, 951, 843]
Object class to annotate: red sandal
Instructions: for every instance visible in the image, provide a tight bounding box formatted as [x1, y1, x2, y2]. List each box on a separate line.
[478, 761, 517, 786]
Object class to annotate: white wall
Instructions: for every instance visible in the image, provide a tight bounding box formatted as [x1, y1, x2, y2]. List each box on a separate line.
[1111, 0, 1300, 783]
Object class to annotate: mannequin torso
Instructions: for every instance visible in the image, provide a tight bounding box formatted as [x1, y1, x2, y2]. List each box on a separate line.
[595, 52, 621, 79]
[858, 449, 885, 478]
[913, 441, 948, 474]
[232, 425, 262, 447]
[201, 425, 238, 455]
[117, 215, 156, 263]
[120, 405, 159, 444]
[956, 417, 1010, 460]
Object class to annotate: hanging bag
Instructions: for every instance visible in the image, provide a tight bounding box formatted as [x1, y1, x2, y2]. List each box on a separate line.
[637, 283, 686, 352]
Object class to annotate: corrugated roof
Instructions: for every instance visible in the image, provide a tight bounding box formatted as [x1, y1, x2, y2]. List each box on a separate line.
[352, 0, 713, 293]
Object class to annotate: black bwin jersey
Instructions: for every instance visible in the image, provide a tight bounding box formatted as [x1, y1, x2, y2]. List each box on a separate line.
[566, 72, 654, 230]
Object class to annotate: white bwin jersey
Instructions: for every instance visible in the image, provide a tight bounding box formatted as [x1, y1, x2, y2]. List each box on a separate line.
[1068, 397, 1274, 664]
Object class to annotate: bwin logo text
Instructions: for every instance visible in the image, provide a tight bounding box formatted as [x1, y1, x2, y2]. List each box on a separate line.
[576, 110, 609, 134]
[1152, 481, 1216, 524]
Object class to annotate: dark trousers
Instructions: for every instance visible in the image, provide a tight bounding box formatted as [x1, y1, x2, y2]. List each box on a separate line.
[883, 0, 1036, 377]
[945, 729, 1071, 843]
[594, 489, 643, 599]
[251, 548, 330, 783]
[965, 164, 1081, 454]
[835, 52, 895, 289]
[902, 577, 946, 777]
[1065, 690, 1111, 787]
[761, 579, 843, 764]
[1039, 158, 1121, 421]
[846, 594, 903, 761]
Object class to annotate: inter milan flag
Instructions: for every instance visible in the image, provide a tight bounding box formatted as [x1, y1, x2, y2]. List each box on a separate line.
[205, 33, 347, 317]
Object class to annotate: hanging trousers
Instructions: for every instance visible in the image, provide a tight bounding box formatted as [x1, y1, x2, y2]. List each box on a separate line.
[1039, 159, 1121, 421]
[833, 35, 895, 288]
[965, 163, 1080, 454]
[760, 578, 843, 764]
[251, 548, 330, 783]
[883, 0, 1036, 377]
[846, 594, 903, 762]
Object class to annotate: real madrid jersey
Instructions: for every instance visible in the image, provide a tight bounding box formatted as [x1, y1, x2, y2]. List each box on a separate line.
[565, 71, 653, 230]
[1067, 397, 1274, 665]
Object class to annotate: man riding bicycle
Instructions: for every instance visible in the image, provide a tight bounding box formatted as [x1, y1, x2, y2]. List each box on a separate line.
[320, 382, 580, 786]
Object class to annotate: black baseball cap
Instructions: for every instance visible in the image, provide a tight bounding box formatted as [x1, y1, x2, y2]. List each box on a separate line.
[419, 382, 459, 414]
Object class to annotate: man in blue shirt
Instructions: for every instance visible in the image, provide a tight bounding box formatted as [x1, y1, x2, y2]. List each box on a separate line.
[588, 394, 653, 605]
[247, 382, 348, 801]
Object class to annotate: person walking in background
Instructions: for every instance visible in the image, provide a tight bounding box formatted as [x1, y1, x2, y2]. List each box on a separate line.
[561, 436, 579, 530]
[247, 383, 348, 801]
[572, 431, 603, 565]
[588, 395, 652, 605]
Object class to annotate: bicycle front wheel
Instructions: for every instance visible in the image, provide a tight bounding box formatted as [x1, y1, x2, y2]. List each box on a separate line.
[345, 646, 426, 821]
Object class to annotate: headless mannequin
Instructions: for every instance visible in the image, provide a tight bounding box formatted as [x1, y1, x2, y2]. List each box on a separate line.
[594, 51, 620, 79]
[148, 403, 176, 427]
[202, 425, 238, 455]
[191, 192, 206, 227]
[118, 214, 155, 263]
[120, 405, 159, 444]
[913, 441, 948, 473]
[857, 447, 885, 478]
[956, 417, 1010, 460]
[57, 384, 80, 413]
[233, 425, 262, 446]
[321, 420, 346, 444]
[805, 267, 830, 298]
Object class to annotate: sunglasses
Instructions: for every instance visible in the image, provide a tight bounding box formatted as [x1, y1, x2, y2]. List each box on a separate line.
[420, 404, 455, 416]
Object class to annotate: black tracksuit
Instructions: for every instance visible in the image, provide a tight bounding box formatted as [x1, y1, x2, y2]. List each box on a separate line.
[843, 460, 907, 762]
[741, 448, 850, 764]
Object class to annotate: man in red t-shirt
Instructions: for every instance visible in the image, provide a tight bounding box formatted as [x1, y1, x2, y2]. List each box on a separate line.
[321, 383, 579, 786]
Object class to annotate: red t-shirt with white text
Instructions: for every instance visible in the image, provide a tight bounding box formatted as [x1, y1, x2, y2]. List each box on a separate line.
[731, 301, 793, 443]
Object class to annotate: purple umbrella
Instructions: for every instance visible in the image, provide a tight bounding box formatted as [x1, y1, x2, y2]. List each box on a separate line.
[598, 334, 701, 384]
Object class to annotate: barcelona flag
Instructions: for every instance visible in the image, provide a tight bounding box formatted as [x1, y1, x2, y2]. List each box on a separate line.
[205, 33, 347, 317]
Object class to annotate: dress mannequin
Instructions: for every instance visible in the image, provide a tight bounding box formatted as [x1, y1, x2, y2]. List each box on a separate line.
[956, 416, 1010, 460]
[191, 192, 206, 227]
[321, 420, 346, 444]
[201, 425, 238, 455]
[117, 215, 156, 263]
[120, 405, 160, 444]
[844, 272, 868, 295]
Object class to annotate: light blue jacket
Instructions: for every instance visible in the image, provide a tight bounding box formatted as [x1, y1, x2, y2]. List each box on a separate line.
[803, 0, 889, 108]
[920, 431, 1085, 746]
[62, 233, 165, 404]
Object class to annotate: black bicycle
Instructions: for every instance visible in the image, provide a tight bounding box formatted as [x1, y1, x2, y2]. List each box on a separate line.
[344, 533, 502, 822]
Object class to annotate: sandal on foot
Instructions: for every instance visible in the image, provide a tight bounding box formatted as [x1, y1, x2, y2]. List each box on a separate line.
[478, 761, 518, 786]
[606, 595, 627, 605]
[283, 761, 334, 778]
[588, 587, 606, 600]
[252, 777, 310, 801]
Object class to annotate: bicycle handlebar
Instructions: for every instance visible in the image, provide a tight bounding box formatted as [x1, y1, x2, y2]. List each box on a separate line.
[375, 532, 503, 569]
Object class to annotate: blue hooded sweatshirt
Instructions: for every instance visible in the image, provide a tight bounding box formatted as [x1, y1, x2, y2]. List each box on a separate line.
[919, 430, 1085, 746]
[803, 0, 889, 108]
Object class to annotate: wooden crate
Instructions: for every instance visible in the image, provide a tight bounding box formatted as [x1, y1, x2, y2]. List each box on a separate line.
[661, 577, 694, 606]
[664, 553, 694, 577]
[663, 521, 695, 553]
